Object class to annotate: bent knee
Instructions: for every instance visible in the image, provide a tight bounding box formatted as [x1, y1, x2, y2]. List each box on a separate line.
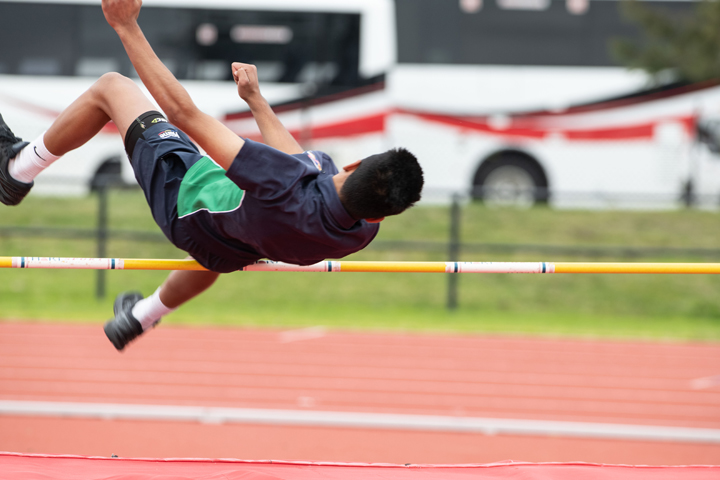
[89, 73, 140, 102]
[92, 72, 134, 93]
[88, 72, 152, 119]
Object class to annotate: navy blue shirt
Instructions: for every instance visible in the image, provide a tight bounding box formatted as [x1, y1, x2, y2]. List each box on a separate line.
[174, 139, 379, 273]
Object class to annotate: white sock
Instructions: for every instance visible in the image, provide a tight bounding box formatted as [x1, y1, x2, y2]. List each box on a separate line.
[8, 133, 62, 183]
[131, 288, 176, 331]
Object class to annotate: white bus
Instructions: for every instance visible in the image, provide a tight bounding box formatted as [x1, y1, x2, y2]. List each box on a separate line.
[0, 0, 393, 194]
[386, 0, 720, 207]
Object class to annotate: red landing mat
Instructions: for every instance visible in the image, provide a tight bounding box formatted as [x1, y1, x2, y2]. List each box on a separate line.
[1, 452, 718, 480]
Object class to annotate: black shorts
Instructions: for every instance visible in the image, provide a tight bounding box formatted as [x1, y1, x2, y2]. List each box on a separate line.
[124, 111, 208, 263]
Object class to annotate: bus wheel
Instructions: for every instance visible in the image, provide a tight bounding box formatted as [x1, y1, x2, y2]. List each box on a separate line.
[472, 152, 548, 207]
[90, 157, 123, 192]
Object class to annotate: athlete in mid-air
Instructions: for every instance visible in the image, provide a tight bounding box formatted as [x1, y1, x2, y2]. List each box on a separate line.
[0, 0, 423, 351]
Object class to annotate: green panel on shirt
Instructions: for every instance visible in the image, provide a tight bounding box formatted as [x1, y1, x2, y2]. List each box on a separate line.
[177, 156, 245, 218]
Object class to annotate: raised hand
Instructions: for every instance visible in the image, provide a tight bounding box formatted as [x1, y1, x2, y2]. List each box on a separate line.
[232, 63, 262, 104]
[102, 0, 142, 31]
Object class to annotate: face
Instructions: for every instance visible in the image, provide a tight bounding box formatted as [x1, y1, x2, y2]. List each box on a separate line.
[335, 156, 386, 224]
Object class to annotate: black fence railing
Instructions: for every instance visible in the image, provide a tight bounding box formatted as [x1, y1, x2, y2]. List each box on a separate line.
[4, 183, 720, 307]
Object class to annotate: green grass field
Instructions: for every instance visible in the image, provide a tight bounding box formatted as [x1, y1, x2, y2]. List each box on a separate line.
[2, 190, 720, 341]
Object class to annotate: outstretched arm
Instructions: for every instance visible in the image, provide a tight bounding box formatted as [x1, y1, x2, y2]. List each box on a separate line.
[233, 63, 303, 155]
[102, 0, 243, 170]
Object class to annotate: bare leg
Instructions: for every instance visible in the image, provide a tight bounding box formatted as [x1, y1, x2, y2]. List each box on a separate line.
[158, 262, 221, 309]
[46, 76, 218, 322]
[2, 72, 156, 204]
[43, 72, 156, 156]
[52, 77, 223, 310]
[44, 76, 220, 350]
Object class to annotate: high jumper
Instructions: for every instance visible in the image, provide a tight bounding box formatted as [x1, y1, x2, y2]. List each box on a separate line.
[0, 0, 424, 351]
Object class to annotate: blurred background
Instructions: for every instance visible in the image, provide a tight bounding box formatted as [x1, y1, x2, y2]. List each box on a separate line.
[1, 0, 719, 468]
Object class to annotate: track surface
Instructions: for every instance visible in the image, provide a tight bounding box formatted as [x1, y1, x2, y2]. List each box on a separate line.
[1, 322, 719, 464]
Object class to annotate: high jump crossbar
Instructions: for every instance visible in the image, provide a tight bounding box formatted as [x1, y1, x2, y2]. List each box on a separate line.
[3, 257, 720, 274]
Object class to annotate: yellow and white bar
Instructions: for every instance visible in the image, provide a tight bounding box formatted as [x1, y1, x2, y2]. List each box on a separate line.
[0, 257, 209, 271]
[3, 257, 720, 274]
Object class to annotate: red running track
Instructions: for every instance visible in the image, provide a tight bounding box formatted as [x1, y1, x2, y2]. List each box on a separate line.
[0, 321, 719, 464]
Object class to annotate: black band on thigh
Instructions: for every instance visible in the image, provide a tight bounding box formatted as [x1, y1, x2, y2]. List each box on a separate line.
[124, 111, 168, 159]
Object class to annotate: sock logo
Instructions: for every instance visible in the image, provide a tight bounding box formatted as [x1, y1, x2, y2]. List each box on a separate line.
[151, 118, 167, 124]
[33, 146, 50, 163]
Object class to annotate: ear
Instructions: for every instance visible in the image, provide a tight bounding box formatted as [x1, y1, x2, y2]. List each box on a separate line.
[364, 217, 384, 224]
[343, 160, 362, 172]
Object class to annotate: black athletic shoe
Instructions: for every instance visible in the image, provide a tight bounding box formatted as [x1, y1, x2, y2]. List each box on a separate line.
[0, 113, 32, 206]
[104, 292, 144, 351]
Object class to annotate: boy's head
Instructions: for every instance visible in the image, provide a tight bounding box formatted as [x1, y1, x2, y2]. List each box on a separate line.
[339, 148, 423, 221]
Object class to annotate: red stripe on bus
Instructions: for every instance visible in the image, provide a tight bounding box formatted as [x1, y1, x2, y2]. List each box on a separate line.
[406, 112, 545, 139]
[224, 82, 387, 121]
[563, 124, 655, 140]
[308, 113, 385, 138]
[403, 111, 696, 141]
[237, 113, 387, 141]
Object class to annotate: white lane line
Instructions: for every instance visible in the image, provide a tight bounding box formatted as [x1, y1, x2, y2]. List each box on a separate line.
[1, 400, 719, 444]
[278, 326, 326, 343]
[691, 375, 720, 390]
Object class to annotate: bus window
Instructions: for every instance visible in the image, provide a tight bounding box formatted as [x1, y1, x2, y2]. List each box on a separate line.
[0, 2, 364, 87]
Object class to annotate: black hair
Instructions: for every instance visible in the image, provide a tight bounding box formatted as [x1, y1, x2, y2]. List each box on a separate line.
[339, 148, 424, 220]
